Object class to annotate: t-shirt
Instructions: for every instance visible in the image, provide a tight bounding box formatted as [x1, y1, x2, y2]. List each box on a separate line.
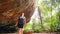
[18, 16, 25, 24]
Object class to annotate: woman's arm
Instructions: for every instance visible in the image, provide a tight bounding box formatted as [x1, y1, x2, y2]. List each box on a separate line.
[15, 21, 18, 26]
[24, 17, 26, 28]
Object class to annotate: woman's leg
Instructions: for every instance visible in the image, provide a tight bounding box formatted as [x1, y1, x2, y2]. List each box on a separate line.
[19, 28, 23, 34]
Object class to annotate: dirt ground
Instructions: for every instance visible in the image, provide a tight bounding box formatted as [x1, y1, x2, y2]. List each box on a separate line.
[0, 32, 60, 34]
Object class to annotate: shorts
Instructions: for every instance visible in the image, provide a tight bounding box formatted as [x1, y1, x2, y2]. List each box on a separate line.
[18, 24, 24, 28]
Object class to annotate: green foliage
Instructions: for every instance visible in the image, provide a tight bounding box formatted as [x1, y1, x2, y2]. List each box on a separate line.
[24, 23, 32, 30]
[32, 23, 44, 32]
[24, 0, 60, 32]
[37, 0, 60, 32]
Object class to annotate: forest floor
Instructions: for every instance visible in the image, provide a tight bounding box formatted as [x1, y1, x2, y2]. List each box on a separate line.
[0, 32, 60, 34]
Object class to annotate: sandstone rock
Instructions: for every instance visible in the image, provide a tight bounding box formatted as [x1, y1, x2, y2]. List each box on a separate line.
[0, 0, 35, 25]
[0, 0, 35, 33]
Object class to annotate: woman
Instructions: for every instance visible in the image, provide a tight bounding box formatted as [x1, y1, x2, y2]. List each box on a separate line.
[16, 13, 26, 34]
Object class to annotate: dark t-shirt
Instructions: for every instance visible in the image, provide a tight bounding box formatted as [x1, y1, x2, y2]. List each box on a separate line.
[18, 17, 24, 24]
[18, 16, 25, 28]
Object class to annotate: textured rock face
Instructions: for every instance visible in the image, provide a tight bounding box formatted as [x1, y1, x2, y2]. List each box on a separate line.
[0, 0, 35, 33]
[0, 0, 35, 25]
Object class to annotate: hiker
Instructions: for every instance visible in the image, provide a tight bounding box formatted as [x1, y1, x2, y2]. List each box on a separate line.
[15, 13, 26, 34]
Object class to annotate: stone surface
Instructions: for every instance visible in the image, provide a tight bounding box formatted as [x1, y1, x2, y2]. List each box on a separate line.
[0, 0, 35, 33]
[0, 0, 35, 25]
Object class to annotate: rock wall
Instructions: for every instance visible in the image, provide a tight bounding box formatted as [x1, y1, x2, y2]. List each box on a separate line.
[0, 0, 35, 26]
[0, 0, 35, 33]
